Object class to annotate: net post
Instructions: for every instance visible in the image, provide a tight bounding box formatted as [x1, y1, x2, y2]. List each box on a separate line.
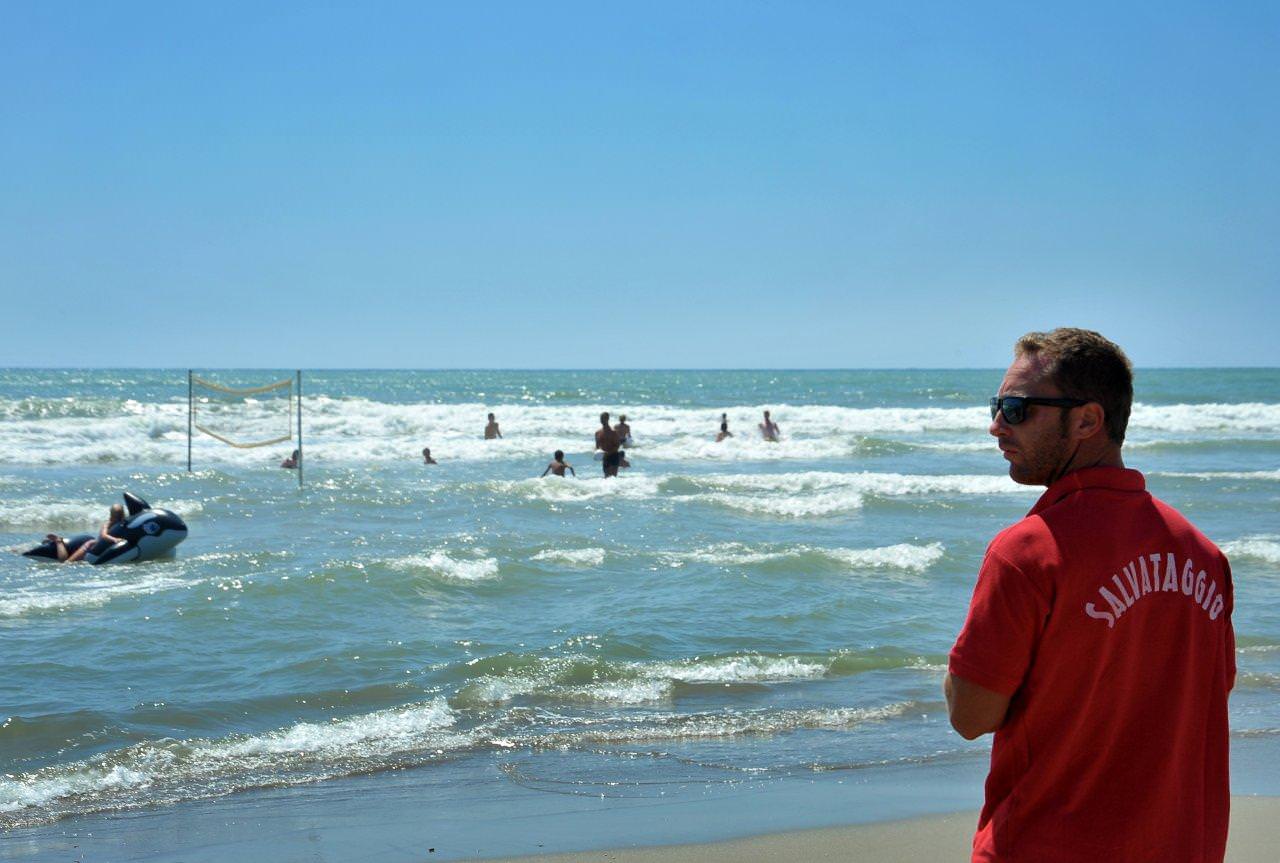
[187, 370, 193, 472]
[296, 370, 303, 489]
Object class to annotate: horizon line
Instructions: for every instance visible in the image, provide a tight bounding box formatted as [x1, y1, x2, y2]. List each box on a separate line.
[3, 365, 1277, 373]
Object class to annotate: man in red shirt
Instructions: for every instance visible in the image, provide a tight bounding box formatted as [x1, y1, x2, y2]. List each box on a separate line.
[947, 329, 1235, 862]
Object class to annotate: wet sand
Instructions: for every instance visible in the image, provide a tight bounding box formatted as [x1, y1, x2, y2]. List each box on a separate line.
[482, 796, 1279, 862]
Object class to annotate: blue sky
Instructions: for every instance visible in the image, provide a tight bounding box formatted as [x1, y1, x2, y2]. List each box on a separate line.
[2, 2, 1277, 368]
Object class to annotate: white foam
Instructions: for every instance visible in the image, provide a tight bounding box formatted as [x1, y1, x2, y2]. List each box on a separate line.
[483, 475, 663, 503]
[454, 673, 545, 706]
[0, 699, 461, 814]
[388, 552, 499, 582]
[1221, 538, 1280, 566]
[570, 680, 674, 705]
[825, 542, 947, 572]
[0, 763, 152, 814]
[5, 396, 1274, 467]
[673, 470, 1025, 496]
[218, 699, 457, 757]
[0, 497, 202, 530]
[531, 548, 607, 567]
[669, 541, 945, 573]
[454, 652, 851, 710]
[0, 572, 192, 618]
[701, 488, 868, 517]
[552, 702, 916, 745]
[671, 471, 1027, 518]
[652, 654, 830, 684]
[1128, 402, 1280, 433]
[1157, 470, 1280, 481]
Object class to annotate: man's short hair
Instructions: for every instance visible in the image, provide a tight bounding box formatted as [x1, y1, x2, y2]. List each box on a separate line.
[600, 412, 609, 423]
[1014, 328, 1133, 444]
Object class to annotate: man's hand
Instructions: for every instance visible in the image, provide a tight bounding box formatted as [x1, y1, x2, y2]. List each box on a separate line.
[944, 673, 1011, 740]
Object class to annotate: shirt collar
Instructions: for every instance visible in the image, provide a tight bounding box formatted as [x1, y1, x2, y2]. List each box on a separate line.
[1027, 466, 1146, 517]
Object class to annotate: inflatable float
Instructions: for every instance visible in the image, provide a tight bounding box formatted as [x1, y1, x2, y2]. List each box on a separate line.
[24, 493, 188, 565]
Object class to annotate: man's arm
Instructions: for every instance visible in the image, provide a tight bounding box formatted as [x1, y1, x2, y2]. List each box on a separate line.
[944, 673, 1011, 740]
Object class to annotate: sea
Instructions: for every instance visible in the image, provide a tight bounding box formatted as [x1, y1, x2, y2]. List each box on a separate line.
[1, 369, 1278, 860]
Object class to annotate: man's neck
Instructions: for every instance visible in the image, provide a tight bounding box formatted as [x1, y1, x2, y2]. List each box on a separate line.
[1052, 445, 1125, 485]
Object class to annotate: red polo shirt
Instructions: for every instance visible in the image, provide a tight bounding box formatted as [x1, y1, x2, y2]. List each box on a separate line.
[949, 467, 1235, 862]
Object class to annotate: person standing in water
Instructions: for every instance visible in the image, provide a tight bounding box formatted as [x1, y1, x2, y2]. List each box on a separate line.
[541, 450, 576, 477]
[614, 414, 632, 446]
[280, 449, 299, 469]
[716, 421, 732, 442]
[758, 410, 780, 441]
[422, 447, 437, 465]
[595, 412, 622, 477]
[484, 413, 502, 439]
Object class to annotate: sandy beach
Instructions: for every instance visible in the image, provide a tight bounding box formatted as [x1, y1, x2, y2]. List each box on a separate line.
[484, 797, 1280, 863]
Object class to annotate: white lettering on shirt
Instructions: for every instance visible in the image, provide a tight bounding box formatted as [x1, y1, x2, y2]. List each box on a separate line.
[1084, 551, 1224, 628]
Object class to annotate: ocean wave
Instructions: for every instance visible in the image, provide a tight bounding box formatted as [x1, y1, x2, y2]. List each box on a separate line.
[1221, 538, 1280, 566]
[386, 551, 500, 582]
[476, 475, 664, 503]
[1157, 470, 1280, 481]
[666, 541, 945, 573]
[484, 471, 1028, 517]
[665, 470, 1024, 496]
[0, 692, 925, 827]
[522, 702, 918, 748]
[669, 471, 1028, 518]
[1128, 402, 1280, 433]
[0, 572, 193, 618]
[531, 548, 608, 567]
[0, 698, 463, 822]
[0, 497, 202, 530]
[3, 397, 1277, 466]
[448, 649, 938, 710]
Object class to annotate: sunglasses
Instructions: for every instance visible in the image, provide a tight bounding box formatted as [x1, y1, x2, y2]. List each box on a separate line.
[990, 395, 1088, 425]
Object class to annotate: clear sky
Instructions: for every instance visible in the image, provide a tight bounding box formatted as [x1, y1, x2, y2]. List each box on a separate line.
[2, 2, 1277, 368]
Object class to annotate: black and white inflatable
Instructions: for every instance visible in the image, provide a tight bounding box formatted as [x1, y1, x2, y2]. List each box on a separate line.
[24, 493, 188, 565]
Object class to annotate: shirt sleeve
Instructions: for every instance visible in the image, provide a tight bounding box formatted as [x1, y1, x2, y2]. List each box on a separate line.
[948, 544, 1051, 697]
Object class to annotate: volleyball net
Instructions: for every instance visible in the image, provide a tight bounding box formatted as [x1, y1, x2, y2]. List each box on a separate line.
[187, 371, 303, 483]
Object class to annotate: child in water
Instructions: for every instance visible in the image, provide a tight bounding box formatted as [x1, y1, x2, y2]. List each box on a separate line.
[541, 450, 576, 477]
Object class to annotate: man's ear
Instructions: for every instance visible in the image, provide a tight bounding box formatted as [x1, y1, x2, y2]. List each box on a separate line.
[1074, 402, 1107, 441]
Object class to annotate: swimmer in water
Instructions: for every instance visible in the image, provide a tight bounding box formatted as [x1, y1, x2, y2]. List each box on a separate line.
[422, 447, 437, 465]
[614, 414, 632, 446]
[595, 412, 622, 478]
[716, 421, 733, 442]
[759, 410, 781, 442]
[280, 449, 299, 469]
[484, 413, 502, 439]
[541, 450, 576, 477]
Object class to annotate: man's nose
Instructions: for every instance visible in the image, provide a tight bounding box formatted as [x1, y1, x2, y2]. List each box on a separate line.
[989, 409, 1008, 438]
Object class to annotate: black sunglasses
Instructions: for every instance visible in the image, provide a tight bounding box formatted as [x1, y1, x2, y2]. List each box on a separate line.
[990, 395, 1088, 425]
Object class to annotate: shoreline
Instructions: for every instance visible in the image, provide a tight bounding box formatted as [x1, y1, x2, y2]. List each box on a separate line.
[479, 797, 1280, 863]
[5, 738, 1279, 862]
